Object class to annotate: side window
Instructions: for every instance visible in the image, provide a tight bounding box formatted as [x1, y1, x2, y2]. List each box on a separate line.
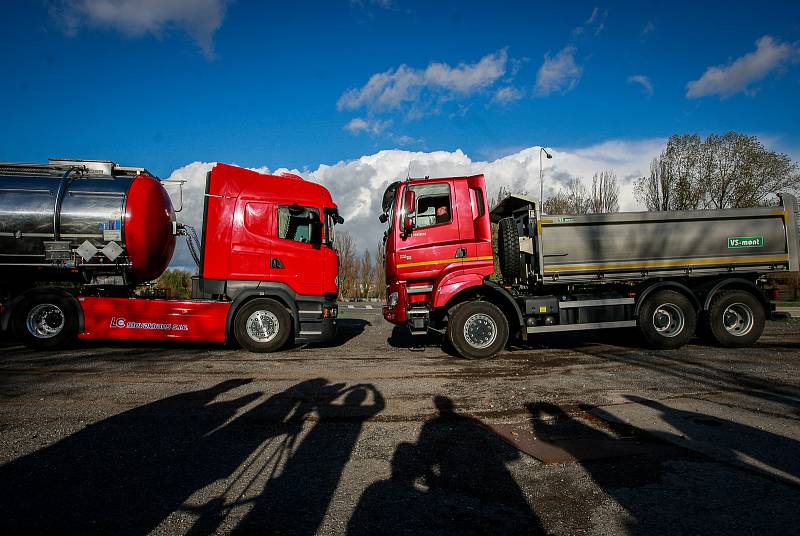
[244, 202, 269, 237]
[472, 187, 485, 217]
[277, 205, 320, 244]
[410, 183, 451, 229]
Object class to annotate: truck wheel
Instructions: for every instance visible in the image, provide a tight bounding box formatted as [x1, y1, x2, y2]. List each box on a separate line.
[447, 301, 509, 359]
[637, 290, 696, 349]
[234, 298, 292, 352]
[706, 291, 765, 347]
[497, 217, 521, 280]
[12, 293, 79, 350]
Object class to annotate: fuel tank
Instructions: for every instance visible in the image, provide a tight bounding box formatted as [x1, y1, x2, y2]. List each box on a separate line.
[0, 159, 176, 285]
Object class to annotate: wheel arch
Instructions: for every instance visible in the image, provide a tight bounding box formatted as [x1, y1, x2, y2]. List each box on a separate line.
[700, 277, 768, 312]
[635, 281, 700, 317]
[2, 287, 84, 333]
[443, 280, 523, 331]
[225, 289, 298, 342]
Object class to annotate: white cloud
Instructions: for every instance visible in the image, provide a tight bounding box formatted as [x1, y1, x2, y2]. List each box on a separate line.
[165, 139, 664, 266]
[345, 117, 393, 135]
[350, 0, 394, 9]
[492, 86, 524, 104]
[641, 21, 655, 38]
[627, 74, 654, 95]
[573, 7, 606, 37]
[54, 0, 228, 58]
[686, 35, 799, 99]
[337, 49, 508, 115]
[534, 46, 582, 96]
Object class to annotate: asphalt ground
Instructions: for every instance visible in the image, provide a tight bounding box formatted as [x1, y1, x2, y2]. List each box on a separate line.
[1, 307, 799, 535]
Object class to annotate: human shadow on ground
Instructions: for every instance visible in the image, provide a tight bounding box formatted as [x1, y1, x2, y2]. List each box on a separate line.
[526, 400, 800, 535]
[348, 396, 543, 536]
[0, 378, 384, 535]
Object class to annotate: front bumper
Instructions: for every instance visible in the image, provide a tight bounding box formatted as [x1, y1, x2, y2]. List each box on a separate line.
[294, 302, 338, 344]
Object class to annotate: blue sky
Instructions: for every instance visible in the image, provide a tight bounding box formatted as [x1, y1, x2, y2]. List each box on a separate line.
[2, 0, 799, 180]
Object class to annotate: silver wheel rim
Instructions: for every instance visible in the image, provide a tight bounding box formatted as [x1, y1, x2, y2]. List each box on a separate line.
[27, 303, 65, 339]
[463, 313, 497, 349]
[723, 303, 754, 336]
[246, 310, 280, 343]
[652, 303, 685, 338]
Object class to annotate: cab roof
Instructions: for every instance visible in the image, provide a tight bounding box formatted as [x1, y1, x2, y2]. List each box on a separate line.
[210, 163, 338, 210]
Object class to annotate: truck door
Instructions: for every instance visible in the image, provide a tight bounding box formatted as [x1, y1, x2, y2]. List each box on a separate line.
[394, 180, 463, 280]
[229, 200, 272, 279]
[458, 175, 494, 275]
[269, 203, 324, 295]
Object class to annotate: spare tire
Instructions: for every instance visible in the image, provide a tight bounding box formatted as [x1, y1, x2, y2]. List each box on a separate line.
[497, 217, 521, 280]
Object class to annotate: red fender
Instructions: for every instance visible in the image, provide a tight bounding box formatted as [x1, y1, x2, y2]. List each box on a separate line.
[433, 272, 485, 309]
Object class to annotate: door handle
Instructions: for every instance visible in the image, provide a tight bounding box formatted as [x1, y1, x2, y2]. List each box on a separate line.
[455, 248, 467, 258]
[271, 258, 284, 269]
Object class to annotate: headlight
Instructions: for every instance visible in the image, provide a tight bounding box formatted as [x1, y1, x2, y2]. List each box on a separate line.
[388, 291, 399, 307]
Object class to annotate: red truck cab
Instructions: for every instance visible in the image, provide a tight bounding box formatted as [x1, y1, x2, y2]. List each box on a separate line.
[382, 175, 496, 336]
[189, 163, 342, 349]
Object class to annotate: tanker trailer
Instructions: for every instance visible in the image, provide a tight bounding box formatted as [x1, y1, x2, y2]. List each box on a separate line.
[0, 158, 177, 288]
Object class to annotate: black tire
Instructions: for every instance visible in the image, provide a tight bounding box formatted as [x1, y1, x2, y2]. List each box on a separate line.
[234, 298, 292, 353]
[12, 293, 79, 350]
[497, 217, 521, 281]
[637, 290, 697, 349]
[706, 290, 765, 347]
[446, 301, 509, 359]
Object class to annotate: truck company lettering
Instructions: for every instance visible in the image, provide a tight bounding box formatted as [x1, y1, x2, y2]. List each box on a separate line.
[110, 318, 189, 331]
[727, 236, 764, 248]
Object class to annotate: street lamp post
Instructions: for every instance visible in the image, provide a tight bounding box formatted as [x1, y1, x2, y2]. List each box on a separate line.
[539, 147, 553, 211]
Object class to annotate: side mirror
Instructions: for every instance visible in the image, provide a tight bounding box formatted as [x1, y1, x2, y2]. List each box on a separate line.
[403, 189, 416, 215]
[403, 216, 414, 232]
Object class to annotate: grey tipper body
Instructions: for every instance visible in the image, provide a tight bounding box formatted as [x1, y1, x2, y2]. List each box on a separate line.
[492, 193, 800, 284]
[0, 159, 143, 268]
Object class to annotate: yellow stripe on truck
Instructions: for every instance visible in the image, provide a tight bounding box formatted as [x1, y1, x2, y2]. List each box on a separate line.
[543, 255, 789, 273]
[396, 255, 494, 269]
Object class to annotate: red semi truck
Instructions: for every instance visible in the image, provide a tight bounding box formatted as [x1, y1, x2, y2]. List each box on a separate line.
[0, 159, 341, 352]
[381, 174, 799, 359]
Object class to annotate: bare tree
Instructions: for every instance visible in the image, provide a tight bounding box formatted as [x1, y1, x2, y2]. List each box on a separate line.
[491, 185, 511, 210]
[635, 132, 800, 211]
[591, 170, 620, 213]
[359, 249, 373, 300]
[543, 178, 591, 215]
[336, 231, 357, 300]
[373, 242, 386, 300]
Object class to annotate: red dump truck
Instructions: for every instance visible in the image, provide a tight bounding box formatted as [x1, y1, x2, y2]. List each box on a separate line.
[380, 174, 799, 359]
[0, 159, 342, 352]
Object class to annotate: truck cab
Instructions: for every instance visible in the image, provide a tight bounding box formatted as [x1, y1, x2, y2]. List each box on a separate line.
[193, 163, 342, 348]
[382, 175, 494, 334]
